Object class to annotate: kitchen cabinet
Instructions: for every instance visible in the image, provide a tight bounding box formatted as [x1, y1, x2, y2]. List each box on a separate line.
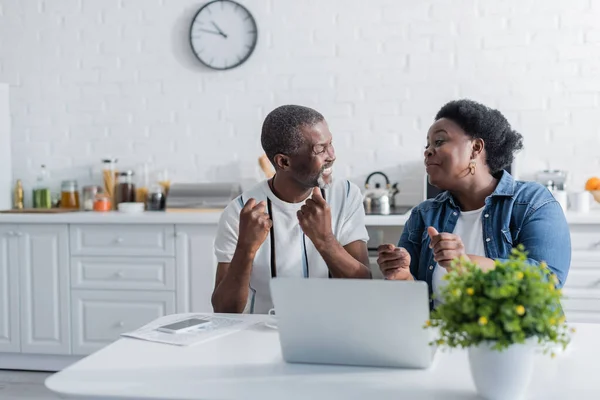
[0, 210, 597, 371]
[0, 225, 19, 352]
[0, 217, 221, 370]
[69, 224, 177, 354]
[18, 225, 71, 354]
[175, 224, 218, 313]
[562, 224, 600, 324]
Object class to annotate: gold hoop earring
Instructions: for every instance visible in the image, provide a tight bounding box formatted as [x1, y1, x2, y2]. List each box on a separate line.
[469, 160, 476, 175]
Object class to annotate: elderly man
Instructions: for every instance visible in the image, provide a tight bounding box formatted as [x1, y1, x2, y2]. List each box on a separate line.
[212, 105, 371, 314]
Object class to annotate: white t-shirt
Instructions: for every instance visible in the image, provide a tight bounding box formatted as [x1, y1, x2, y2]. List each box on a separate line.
[433, 207, 486, 307]
[214, 178, 369, 314]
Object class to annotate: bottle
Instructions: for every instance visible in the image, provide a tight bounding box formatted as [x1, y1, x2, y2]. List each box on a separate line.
[14, 180, 24, 209]
[32, 164, 51, 209]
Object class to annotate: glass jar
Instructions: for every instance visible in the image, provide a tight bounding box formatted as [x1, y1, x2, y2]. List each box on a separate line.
[102, 158, 118, 209]
[135, 163, 150, 205]
[60, 180, 80, 209]
[82, 185, 101, 211]
[145, 183, 166, 211]
[156, 168, 171, 197]
[114, 170, 136, 206]
[93, 192, 112, 212]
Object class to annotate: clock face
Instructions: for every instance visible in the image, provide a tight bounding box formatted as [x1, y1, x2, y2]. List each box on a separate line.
[189, 0, 258, 70]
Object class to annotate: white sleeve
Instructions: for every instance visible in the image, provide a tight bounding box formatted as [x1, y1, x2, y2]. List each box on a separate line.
[338, 182, 370, 246]
[214, 198, 242, 263]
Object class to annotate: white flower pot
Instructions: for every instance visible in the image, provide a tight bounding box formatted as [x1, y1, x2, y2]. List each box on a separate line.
[468, 340, 535, 400]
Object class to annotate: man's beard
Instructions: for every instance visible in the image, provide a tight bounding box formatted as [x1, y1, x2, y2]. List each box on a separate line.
[316, 170, 332, 189]
[296, 166, 333, 190]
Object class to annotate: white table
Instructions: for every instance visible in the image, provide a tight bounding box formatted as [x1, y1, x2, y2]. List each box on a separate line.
[46, 314, 600, 399]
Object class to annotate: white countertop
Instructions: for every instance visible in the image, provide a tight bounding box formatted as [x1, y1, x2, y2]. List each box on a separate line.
[45, 314, 599, 400]
[0, 209, 599, 226]
[0, 210, 223, 224]
[364, 210, 600, 226]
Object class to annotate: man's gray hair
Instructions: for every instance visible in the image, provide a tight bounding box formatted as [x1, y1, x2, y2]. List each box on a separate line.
[261, 105, 324, 166]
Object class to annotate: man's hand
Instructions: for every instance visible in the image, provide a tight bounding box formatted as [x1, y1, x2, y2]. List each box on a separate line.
[238, 199, 272, 254]
[427, 227, 469, 270]
[377, 244, 413, 280]
[297, 187, 334, 248]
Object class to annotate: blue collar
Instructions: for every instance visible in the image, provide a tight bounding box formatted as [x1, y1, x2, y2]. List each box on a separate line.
[433, 170, 516, 208]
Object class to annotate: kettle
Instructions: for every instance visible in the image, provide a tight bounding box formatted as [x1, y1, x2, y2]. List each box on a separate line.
[363, 171, 399, 215]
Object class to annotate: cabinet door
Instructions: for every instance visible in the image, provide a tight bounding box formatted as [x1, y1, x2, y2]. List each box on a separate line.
[18, 224, 70, 354]
[175, 225, 218, 313]
[0, 225, 19, 352]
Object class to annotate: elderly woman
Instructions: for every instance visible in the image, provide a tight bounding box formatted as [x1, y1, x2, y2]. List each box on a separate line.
[378, 99, 571, 308]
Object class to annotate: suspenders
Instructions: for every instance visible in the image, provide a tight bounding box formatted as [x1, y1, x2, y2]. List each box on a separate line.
[266, 188, 331, 279]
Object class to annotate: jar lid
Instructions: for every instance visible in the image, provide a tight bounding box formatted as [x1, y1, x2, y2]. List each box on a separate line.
[94, 192, 110, 200]
[118, 170, 134, 176]
[102, 158, 118, 163]
[83, 185, 102, 193]
[148, 183, 164, 194]
[61, 180, 78, 191]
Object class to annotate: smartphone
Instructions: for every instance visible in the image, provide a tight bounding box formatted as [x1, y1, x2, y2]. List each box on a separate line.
[156, 318, 211, 334]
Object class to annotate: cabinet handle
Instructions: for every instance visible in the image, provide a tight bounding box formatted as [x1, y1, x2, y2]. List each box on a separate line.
[16, 232, 23, 237]
[115, 321, 125, 328]
[115, 237, 124, 244]
[7, 231, 14, 236]
[592, 241, 600, 248]
[114, 271, 124, 279]
[175, 232, 183, 237]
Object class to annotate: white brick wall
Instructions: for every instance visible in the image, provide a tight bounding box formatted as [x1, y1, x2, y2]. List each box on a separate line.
[1, 0, 599, 206]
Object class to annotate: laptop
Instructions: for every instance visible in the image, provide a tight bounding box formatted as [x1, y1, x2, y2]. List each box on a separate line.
[269, 278, 436, 369]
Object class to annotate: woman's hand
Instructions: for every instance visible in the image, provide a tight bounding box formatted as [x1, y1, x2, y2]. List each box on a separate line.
[427, 227, 470, 270]
[377, 244, 413, 280]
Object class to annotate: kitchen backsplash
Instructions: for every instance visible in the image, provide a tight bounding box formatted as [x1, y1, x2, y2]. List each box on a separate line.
[1, 0, 599, 206]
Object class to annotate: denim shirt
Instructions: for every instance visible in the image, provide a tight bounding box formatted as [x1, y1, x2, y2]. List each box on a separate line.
[399, 171, 571, 309]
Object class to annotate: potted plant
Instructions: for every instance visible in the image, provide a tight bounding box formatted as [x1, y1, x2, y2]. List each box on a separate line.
[425, 245, 573, 400]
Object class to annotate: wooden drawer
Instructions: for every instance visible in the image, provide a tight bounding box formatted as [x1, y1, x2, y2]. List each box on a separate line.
[71, 257, 175, 291]
[71, 290, 175, 355]
[70, 225, 175, 257]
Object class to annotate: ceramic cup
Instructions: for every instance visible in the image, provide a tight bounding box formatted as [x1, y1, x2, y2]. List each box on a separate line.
[552, 190, 568, 213]
[569, 191, 590, 213]
[265, 308, 277, 329]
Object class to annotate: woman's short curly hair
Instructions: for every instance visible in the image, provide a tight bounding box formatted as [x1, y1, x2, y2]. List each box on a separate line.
[435, 99, 523, 174]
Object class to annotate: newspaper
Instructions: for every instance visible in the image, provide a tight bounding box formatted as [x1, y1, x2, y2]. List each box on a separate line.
[120, 313, 259, 347]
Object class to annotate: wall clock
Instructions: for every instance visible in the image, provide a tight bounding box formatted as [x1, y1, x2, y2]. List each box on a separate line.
[189, 0, 258, 70]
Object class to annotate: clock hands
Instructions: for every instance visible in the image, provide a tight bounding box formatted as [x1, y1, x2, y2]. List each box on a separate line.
[210, 21, 228, 38]
[196, 28, 224, 36]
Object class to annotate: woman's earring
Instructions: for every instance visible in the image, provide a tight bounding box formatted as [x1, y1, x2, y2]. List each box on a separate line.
[469, 160, 476, 175]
